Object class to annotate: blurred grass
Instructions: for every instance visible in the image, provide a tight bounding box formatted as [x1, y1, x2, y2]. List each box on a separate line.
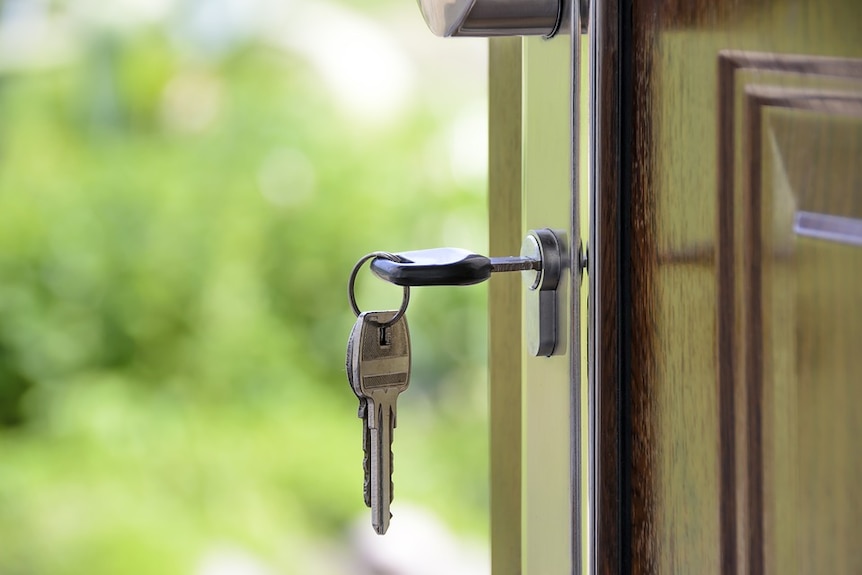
[0, 2, 489, 572]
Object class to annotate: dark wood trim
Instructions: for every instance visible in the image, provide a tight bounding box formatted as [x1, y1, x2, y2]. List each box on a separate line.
[628, 3, 659, 574]
[743, 87, 766, 575]
[620, 0, 635, 571]
[716, 51, 740, 575]
[592, 0, 624, 571]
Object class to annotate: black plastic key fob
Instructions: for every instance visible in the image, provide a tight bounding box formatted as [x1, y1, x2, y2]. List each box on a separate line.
[370, 248, 493, 287]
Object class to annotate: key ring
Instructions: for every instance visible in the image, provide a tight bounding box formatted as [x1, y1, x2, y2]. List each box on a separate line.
[348, 252, 410, 328]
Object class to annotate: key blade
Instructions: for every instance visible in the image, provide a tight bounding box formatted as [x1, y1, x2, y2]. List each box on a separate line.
[488, 255, 541, 273]
[369, 399, 394, 535]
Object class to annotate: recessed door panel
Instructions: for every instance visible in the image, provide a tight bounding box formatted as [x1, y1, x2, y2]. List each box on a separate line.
[617, 1, 862, 573]
[751, 94, 862, 575]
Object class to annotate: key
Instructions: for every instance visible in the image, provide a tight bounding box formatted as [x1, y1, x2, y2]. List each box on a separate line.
[346, 317, 372, 508]
[369, 247, 541, 286]
[347, 310, 411, 535]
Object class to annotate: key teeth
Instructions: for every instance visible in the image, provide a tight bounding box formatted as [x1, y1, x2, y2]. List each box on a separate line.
[363, 471, 371, 508]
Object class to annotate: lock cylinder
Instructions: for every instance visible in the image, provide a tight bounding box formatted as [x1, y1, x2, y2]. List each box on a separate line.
[416, 0, 568, 38]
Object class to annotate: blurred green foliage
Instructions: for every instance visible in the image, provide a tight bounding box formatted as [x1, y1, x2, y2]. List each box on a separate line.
[0, 3, 488, 573]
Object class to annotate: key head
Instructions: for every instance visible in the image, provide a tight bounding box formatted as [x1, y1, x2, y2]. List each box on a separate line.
[349, 311, 411, 403]
[346, 315, 366, 403]
[346, 316, 373, 507]
[370, 248, 492, 287]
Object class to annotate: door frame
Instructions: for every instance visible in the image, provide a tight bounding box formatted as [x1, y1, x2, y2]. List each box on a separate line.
[488, 2, 588, 571]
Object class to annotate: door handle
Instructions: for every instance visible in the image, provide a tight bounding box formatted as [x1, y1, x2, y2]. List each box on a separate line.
[416, 0, 566, 38]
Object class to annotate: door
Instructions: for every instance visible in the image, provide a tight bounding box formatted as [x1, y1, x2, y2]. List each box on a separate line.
[417, 4, 587, 573]
[593, 0, 862, 573]
[420, 0, 862, 573]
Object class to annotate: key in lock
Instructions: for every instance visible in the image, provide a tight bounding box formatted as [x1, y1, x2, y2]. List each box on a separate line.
[369, 228, 573, 357]
[344, 230, 579, 535]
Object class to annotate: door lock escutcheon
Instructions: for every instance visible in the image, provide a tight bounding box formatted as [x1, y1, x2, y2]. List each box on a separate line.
[520, 229, 563, 356]
[368, 229, 570, 357]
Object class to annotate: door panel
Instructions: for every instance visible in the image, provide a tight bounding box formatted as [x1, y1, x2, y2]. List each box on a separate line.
[489, 30, 583, 574]
[488, 37, 523, 575]
[489, 1, 861, 573]
[748, 89, 862, 574]
[522, 34, 576, 575]
[616, 1, 862, 573]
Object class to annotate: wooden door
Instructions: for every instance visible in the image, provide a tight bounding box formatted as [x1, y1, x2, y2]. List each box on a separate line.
[593, 0, 862, 573]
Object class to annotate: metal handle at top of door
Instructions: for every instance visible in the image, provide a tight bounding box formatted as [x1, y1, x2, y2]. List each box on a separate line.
[416, 0, 563, 38]
[416, 0, 589, 38]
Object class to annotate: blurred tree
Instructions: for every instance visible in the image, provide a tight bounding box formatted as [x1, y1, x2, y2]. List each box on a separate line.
[0, 1, 490, 572]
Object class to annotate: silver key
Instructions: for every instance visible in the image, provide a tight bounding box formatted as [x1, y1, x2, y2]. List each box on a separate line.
[347, 310, 411, 535]
[346, 318, 372, 508]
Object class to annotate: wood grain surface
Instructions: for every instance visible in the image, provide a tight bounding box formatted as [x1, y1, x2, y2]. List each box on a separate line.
[592, 0, 623, 572]
[596, 0, 862, 573]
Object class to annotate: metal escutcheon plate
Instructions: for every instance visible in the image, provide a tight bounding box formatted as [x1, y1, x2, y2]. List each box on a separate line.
[521, 228, 565, 357]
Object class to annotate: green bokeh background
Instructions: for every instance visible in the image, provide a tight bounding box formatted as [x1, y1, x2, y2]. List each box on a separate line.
[0, 0, 489, 572]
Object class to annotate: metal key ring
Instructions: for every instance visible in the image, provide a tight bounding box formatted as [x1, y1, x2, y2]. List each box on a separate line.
[348, 251, 410, 327]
